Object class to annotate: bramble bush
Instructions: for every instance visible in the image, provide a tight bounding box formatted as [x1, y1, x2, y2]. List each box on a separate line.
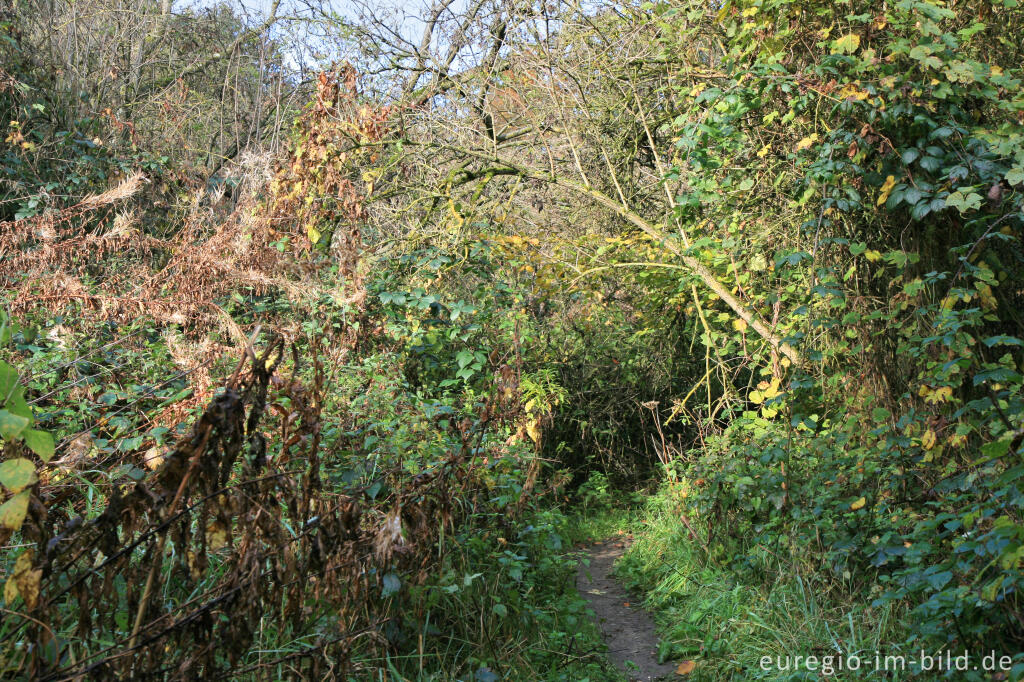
[650, 0, 1024, 666]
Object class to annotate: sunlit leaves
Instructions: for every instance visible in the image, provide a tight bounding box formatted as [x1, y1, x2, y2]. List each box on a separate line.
[918, 385, 953, 404]
[795, 134, 818, 151]
[749, 379, 781, 405]
[831, 33, 860, 55]
[945, 190, 983, 213]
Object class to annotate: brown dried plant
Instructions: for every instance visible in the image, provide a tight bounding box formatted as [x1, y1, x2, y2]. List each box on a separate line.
[2, 335, 524, 680]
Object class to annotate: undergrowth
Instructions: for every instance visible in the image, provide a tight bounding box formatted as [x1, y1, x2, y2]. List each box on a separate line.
[614, 483, 1024, 681]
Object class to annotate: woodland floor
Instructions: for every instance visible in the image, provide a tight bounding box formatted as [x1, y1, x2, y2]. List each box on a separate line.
[576, 534, 678, 681]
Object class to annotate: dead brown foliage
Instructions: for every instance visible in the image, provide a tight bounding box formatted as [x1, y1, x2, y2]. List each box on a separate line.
[0, 167, 302, 328]
[268, 66, 390, 301]
[0, 70, 380, 347]
[2, 336, 518, 679]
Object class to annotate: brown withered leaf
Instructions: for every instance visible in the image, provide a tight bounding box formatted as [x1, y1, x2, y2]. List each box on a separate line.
[206, 520, 230, 550]
[676, 660, 697, 675]
[4, 549, 42, 610]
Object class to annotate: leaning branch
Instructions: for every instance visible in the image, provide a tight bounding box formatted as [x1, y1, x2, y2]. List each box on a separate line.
[438, 152, 803, 366]
[553, 175, 802, 367]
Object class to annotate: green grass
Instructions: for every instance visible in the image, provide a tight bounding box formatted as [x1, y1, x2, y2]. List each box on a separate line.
[611, 489, 914, 681]
[565, 508, 637, 545]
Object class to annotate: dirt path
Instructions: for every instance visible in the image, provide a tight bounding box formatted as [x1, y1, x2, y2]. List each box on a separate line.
[576, 535, 678, 681]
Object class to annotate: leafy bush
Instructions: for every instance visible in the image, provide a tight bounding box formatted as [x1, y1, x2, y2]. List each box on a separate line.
[650, 0, 1024, 664]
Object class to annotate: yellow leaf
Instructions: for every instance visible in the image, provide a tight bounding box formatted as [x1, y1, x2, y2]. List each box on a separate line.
[838, 84, 870, 101]
[207, 521, 230, 551]
[832, 33, 861, 55]
[741, 6, 757, 16]
[850, 496, 866, 511]
[757, 378, 782, 400]
[676, 660, 697, 675]
[877, 174, 896, 206]
[3, 553, 25, 605]
[0, 458, 37, 494]
[921, 429, 937, 450]
[307, 223, 322, 244]
[977, 283, 997, 310]
[757, 145, 771, 158]
[526, 419, 542, 445]
[4, 549, 41, 610]
[689, 83, 707, 98]
[733, 319, 748, 332]
[864, 249, 882, 262]
[0, 490, 30, 531]
[795, 134, 819, 151]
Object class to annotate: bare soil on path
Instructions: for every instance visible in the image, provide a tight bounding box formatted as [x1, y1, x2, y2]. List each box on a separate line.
[576, 535, 678, 681]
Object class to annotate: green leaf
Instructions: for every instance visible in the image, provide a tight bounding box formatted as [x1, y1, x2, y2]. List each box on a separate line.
[3, 387, 33, 424]
[0, 458, 36, 493]
[979, 438, 1012, 462]
[0, 409, 30, 440]
[0, 362, 17, 401]
[382, 573, 401, 596]
[491, 603, 508, 618]
[945, 190, 982, 213]
[901, 148, 921, 165]
[0, 490, 30, 530]
[456, 350, 475, 369]
[23, 430, 54, 463]
[909, 46, 933, 61]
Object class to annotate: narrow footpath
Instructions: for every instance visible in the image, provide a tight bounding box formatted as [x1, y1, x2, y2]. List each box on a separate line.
[576, 535, 679, 681]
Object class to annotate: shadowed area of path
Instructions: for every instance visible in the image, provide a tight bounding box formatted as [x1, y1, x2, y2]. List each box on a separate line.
[576, 536, 678, 681]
